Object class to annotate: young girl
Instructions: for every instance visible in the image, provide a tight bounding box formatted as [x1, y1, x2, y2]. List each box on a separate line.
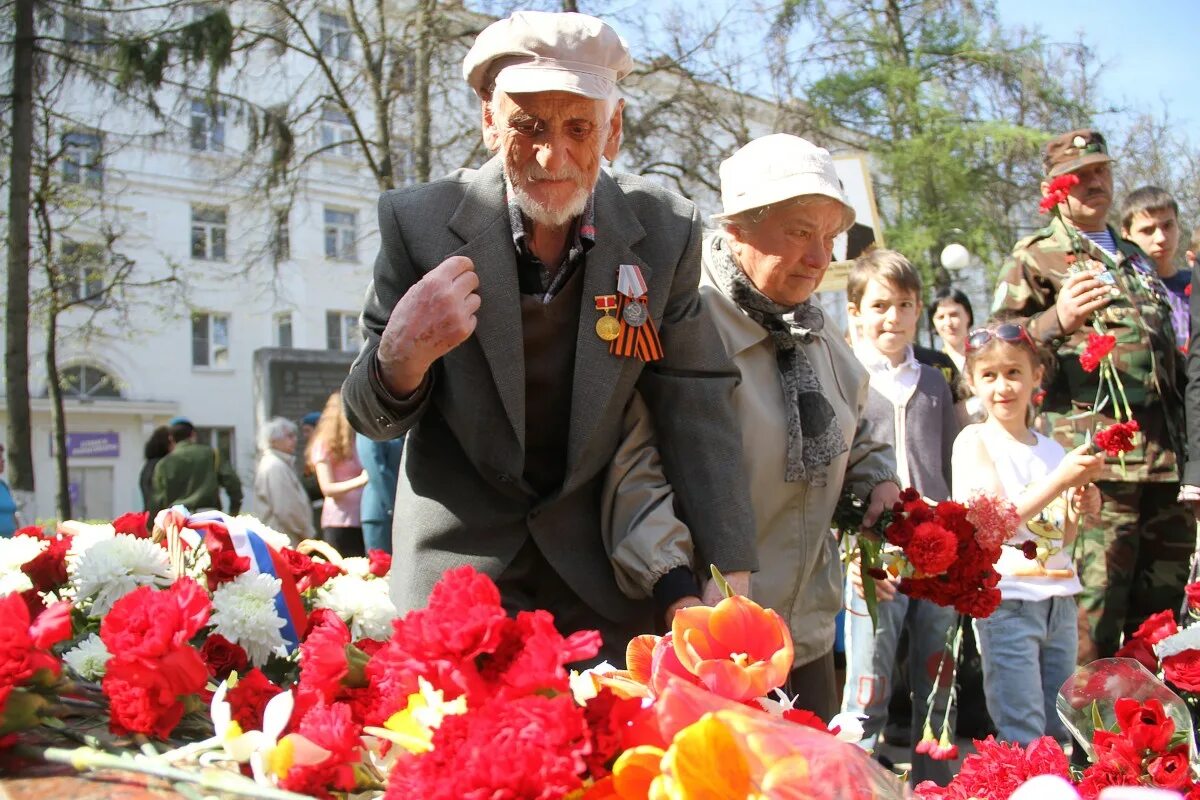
[952, 321, 1102, 746]
[306, 390, 369, 558]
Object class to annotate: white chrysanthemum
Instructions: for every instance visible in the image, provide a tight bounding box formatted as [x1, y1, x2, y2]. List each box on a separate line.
[210, 572, 288, 666]
[0, 535, 46, 594]
[61, 521, 116, 559]
[314, 573, 396, 641]
[339, 557, 372, 578]
[71, 533, 173, 616]
[1156, 625, 1200, 659]
[63, 634, 111, 680]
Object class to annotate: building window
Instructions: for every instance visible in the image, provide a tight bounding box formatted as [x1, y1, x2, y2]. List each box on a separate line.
[194, 426, 236, 469]
[191, 205, 227, 261]
[319, 104, 356, 158]
[62, 131, 103, 187]
[59, 241, 106, 305]
[325, 311, 360, 352]
[192, 312, 231, 368]
[274, 312, 293, 348]
[318, 11, 351, 60]
[189, 99, 225, 152]
[58, 364, 121, 399]
[271, 208, 290, 261]
[63, 12, 107, 54]
[323, 207, 356, 261]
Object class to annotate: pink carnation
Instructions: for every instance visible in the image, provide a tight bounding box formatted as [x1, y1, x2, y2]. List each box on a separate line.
[967, 492, 1020, 551]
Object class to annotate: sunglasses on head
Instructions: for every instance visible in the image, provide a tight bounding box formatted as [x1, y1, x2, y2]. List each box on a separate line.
[965, 322, 1035, 353]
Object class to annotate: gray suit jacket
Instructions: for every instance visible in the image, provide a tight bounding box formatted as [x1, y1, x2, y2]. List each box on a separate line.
[342, 156, 757, 623]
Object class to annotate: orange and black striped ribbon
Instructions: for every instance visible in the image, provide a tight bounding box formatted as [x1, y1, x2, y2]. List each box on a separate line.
[609, 295, 663, 362]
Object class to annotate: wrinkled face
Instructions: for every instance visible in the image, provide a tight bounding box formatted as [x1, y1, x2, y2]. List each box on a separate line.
[932, 299, 970, 350]
[967, 342, 1044, 427]
[727, 199, 846, 306]
[850, 278, 920, 360]
[273, 428, 298, 456]
[1123, 208, 1180, 267]
[483, 90, 622, 228]
[1045, 161, 1113, 228]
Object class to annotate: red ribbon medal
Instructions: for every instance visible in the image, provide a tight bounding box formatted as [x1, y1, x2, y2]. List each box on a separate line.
[609, 264, 663, 362]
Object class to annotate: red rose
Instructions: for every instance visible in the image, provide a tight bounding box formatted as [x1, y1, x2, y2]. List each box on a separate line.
[1184, 582, 1200, 613]
[1148, 746, 1192, 790]
[905, 522, 958, 576]
[1131, 609, 1179, 646]
[1163, 649, 1200, 692]
[368, 550, 392, 578]
[19, 534, 70, 593]
[203, 527, 250, 592]
[200, 634, 250, 680]
[1079, 333, 1117, 373]
[112, 511, 151, 538]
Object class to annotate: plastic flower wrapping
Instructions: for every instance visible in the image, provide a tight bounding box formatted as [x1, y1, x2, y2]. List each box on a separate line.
[0, 512, 911, 799]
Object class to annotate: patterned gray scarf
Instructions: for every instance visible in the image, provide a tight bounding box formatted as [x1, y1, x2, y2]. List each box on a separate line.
[708, 234, 847, 483]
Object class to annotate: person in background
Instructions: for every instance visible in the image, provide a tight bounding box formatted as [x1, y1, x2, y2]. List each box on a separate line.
[842, 249, 960, 784]
[298, 410, 324, 532]
[0, 444, 18, 537]
[307, 391, 367, 557]
[139, 425, 173, 519]
[927, 286, 982, 422]
[356, 433, 402, 554]
[153, 417, 242, 514]
[255, 417, 317, 545]
[1120, 186, 1190, 347]
[952, 321, 1102, 744]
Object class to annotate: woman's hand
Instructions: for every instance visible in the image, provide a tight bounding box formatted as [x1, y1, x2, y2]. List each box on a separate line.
[847, 556, 898, 602]
[862, 481, 902, 528]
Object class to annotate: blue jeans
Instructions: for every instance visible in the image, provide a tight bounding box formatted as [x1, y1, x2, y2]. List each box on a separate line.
[362, 519, 392, 554]
[973, 596, 1077, 745]
[842, 582, 957, 784]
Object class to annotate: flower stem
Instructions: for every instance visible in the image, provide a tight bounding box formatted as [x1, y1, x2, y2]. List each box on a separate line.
[24, 744, 314, 800]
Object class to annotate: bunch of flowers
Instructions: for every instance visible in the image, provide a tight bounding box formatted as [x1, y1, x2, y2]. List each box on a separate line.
[914, 735, 1071, 799]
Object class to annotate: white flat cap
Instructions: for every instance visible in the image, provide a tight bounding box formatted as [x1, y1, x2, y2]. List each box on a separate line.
[463, 11, 633, 101]
[714, 133, 854, 222]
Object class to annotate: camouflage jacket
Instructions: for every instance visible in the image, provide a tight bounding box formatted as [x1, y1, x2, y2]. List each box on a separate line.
[992, 216, 1186, 483]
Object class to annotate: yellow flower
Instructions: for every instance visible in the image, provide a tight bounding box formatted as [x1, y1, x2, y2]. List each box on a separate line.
[365, 676, 467, 754]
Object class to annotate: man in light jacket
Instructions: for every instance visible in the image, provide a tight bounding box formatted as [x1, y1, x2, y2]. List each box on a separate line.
[254, 417, 316, 545]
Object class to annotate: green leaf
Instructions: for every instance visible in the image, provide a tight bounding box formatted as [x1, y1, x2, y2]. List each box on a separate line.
[709, 565, 735, 599]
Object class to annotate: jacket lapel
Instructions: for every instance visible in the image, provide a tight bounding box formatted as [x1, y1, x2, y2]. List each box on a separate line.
[564, 171, 647, 489]
[447, 157, 526, 449]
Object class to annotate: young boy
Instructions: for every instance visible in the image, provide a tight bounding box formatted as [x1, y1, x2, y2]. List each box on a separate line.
[841, 250, 961, 784]
[1121, 186, 1190, 345]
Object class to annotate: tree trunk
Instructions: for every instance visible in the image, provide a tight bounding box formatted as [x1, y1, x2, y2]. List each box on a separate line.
[5, 0, 35, 495]
[412, 0, 434, 183]
[44, 308, 70, 520]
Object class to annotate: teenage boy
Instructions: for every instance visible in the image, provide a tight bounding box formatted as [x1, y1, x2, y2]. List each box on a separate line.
[842, 249, 961, 785]
[1121, 186, 1190, 345]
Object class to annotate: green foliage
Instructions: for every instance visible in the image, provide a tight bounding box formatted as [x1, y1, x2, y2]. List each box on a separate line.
[114, 8, 233, 92]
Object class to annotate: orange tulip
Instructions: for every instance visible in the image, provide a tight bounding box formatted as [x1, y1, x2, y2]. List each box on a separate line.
[671, 595, 793, 701]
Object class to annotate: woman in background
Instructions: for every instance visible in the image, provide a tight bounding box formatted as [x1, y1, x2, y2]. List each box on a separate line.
[139, 425, 173, 519]
[306, 391, 368, 557]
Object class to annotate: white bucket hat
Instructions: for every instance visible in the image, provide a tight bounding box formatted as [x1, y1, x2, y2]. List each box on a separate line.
[463, 11, 633, 101]
[713, 134, 854, 223]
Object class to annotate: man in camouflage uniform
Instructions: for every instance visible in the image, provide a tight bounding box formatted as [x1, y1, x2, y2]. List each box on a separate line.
[992, 129, 1192, 663]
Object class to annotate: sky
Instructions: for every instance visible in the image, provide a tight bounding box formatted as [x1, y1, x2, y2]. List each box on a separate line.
[988, 0, 1197, 132]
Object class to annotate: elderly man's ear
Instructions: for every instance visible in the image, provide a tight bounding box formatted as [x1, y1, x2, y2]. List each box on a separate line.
[481, 98, 501, 152]
[603, 99, 625, 162]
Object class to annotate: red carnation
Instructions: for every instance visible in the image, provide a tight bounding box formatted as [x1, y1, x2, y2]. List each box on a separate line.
[0, 595, 69, 690]
[280, 702, 361, 799]
[203, 527, 251, 592]
[782, 707, 827, 731]
[112, 511, 151, 538]
[1094, 420, 1139, 456]
[200, 634, 250, 680]
[1079, 332, 1117, 373]
[1021, 540, 1039, 560]
[19, 534, 70, 593]
[917, 736, 1068, 800]
[905, 522, 958, 576]
[226, 668, 283, 732]
[1162, 649, 1200, 692]
[1039, 173, 1080, 214]
[368, 550, 392, 578]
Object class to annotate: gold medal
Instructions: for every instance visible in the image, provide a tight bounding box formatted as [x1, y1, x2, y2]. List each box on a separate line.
[596, 315, 621, 341]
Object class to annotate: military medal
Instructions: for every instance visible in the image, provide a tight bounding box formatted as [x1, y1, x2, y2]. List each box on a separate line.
[594, 294, 620, 341]
[610, 264, 664, 363]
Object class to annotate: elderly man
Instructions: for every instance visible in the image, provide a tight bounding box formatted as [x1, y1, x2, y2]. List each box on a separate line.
[254, 417, 316, 545]
[992, 129, 1192, 662]
[341, 11, 756, 658]
[607, 134, 901, 718]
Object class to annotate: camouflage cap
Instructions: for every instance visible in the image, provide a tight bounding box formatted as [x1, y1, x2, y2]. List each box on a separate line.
[1043, 128, 1112, 178]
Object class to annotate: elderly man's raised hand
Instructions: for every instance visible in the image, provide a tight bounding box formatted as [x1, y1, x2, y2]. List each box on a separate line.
[378, 256, 481, 396]
[1054, 269, 1113, 335]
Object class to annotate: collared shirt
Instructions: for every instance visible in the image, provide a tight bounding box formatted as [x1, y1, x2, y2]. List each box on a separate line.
[507, 185, 596, 303]
[854, 342, 922, 407]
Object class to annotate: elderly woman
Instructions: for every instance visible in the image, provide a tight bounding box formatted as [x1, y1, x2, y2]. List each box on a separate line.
[606, 134, 900, 718]
[254, 417, 316, 544]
